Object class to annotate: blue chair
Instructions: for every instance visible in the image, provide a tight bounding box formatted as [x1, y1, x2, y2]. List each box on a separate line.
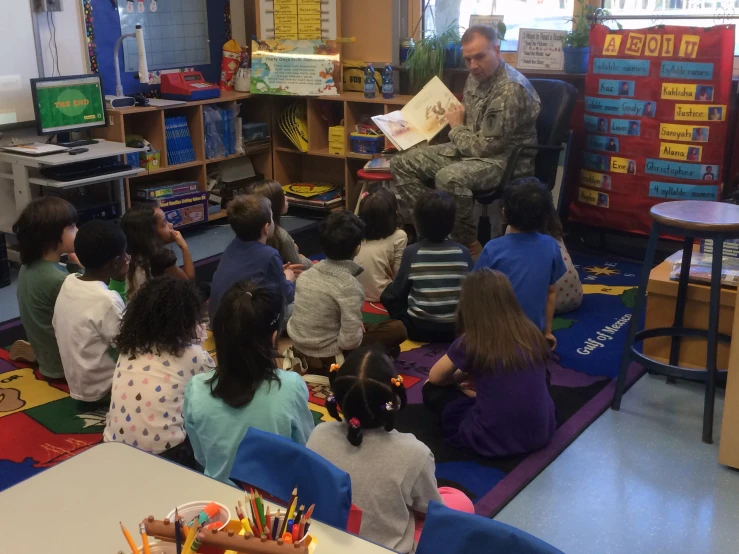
[229, 428, 354, 531]
[416, 501, 564, 554]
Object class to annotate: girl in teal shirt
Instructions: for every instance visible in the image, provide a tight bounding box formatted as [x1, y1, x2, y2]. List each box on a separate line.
[184, 280, 314, 483]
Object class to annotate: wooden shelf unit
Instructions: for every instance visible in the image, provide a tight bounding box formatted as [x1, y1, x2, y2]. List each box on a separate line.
[92, 90, 411, 219]
[92, 91, 273, 212]
[270, 92, 412, 210]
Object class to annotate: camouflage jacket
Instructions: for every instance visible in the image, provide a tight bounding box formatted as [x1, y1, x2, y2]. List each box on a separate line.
[447, 63, 541, 171]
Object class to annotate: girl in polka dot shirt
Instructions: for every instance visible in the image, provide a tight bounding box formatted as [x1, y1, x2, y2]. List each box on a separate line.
[103, 277, 215, 459]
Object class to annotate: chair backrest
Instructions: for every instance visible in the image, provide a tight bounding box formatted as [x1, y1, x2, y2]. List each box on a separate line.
[416, 501, 565, 554]
[229, 428, 353, 530]
[529, 79, 577, 187]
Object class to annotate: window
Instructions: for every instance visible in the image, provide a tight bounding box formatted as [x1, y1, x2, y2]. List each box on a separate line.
[423, 0, 574, 51]
[601, 0, 739, 54]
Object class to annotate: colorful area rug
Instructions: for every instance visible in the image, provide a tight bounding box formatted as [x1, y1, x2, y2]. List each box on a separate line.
[0, 250, 644, 512]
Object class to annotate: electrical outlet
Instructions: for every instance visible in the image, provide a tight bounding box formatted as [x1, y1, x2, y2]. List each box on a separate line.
[34, 0, 63, 12]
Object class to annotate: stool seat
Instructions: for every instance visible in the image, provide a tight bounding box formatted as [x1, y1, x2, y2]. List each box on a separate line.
[650, 201, 739, 233]
[357, 168, 393, 182]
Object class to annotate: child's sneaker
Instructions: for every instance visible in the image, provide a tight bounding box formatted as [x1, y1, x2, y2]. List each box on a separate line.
[9, 340, 36, 363]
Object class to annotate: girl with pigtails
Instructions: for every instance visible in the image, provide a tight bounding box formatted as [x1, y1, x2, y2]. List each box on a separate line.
[306, 348, 473, 553]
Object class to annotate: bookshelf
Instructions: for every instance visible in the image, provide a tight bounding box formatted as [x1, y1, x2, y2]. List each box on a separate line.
[94, 90, 412, 224]
[92, 91, 273, 221]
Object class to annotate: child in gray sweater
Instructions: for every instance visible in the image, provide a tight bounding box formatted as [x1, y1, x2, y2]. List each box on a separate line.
[307, 348, 471, 553]
[286, 211, 406, 372]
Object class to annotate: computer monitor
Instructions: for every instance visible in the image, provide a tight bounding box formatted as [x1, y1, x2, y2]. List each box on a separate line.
[31, 74, 107, 136]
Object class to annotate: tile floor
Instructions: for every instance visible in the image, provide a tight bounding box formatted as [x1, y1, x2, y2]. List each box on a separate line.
[496, 374, 739, 554]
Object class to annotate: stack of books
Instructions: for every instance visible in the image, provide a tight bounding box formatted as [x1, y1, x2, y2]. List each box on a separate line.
[363, 157, 392, 173]
[165, 116, 196, 165]
[282, 182, 344, 212]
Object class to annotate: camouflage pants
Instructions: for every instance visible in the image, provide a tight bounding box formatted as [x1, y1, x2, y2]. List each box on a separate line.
[390, 144, 504, 245]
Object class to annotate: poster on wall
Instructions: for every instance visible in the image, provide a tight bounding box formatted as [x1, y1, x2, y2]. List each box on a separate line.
[569, 24, 735, 235]
[516, 29, 566, 71]
[251, 39, 339, 95]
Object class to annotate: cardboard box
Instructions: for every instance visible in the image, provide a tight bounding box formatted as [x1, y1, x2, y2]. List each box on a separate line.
[132, 181, 199, 201]
[152, 191, 209, 229]
[140, 150, 161, 171]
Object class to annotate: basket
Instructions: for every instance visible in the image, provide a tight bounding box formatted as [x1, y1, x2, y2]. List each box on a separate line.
[350, 133, 384, 154]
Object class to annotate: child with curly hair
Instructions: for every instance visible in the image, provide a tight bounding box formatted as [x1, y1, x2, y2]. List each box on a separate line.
[103, 277, 214, 461]
[121, 202, 195, 300]
[307, 348, 472, 553]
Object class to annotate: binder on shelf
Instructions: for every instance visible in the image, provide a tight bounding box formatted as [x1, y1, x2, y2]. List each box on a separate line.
[165, 116, 196, 165]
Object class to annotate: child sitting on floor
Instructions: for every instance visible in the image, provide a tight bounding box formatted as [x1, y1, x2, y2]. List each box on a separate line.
[184, 280, 314, 483]
[307, 348, 472, 553]
[209, 195, 296, 321]
[121, 202, 194, 300]
[287, 211, 407, 372]
[542, 204, 583, 315]
[53, 220, 129, 402]
[381, 191, 472, 343]
[12, 197, 79, 377]
[104, 277, 215, 465]
[249, 179, 312, 271]
[474, 178, 566, 347]
[423, 269, 555, 458]
[354, 188, 407, 302]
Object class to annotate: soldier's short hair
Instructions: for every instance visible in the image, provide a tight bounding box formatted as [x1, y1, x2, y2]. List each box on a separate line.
[462, 25, 500, 47]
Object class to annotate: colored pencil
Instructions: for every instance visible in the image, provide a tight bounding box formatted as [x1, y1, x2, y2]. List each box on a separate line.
[281, 487, 298, 536]
[255, 492, 268, 537]
[298, 519, 307, 541]
[120, 522, 140, 554]
[265, 508, 273, 540]
[174, 509, 182, 554]
[294, 504, 305, 526]
[249, 492, 263, 536]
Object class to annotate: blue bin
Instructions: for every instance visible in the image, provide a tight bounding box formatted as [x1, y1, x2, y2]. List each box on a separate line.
[563, 47, 590, 74]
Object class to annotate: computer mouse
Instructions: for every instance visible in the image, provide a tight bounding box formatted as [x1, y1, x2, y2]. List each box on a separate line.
[68, 148, 89, 155]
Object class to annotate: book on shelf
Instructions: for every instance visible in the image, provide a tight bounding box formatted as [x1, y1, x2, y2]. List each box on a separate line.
[165, 116, 196, 165]
[363, 157, 392, 172]
[284, 182, 343, 212]
[282, 182, 336, 198]
[371, 76, 461, 151]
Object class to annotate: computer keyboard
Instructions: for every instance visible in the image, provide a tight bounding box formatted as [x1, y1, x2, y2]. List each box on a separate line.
[40, 158, 132, 182]
[57, 139, 100, 148]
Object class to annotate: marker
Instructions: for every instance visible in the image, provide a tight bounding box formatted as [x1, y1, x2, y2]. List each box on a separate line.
[292, 523, 300, 542]
[281, 532, 294, 544]
[187, 502, 220, 527]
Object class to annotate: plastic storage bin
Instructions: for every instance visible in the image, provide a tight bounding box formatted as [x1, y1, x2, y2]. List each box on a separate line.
[350, 133, 384, 154]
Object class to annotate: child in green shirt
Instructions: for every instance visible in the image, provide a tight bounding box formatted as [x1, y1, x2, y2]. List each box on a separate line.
[12, 197, 126, 378]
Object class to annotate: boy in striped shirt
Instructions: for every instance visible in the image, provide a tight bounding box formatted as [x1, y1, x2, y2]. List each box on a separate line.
[382, 191, 473, 342]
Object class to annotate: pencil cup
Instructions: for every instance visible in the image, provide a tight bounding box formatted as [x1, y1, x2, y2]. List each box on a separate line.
[129, 540, 177, 554]
[167, 501, 231, 531]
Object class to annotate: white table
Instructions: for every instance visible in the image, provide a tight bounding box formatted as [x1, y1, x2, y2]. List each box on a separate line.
[0, 443, 392, 554]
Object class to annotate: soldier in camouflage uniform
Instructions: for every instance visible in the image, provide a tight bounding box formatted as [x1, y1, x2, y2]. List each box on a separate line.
[390, 25, 541, 257]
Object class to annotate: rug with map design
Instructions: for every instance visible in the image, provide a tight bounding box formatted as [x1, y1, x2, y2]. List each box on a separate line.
[0, 251, 645, 514]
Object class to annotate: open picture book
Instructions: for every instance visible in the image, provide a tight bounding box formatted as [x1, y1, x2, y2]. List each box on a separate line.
[371, 76, 461, 151]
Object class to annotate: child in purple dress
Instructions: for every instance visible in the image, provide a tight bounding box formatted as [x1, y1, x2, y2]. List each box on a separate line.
[422, 269, 556, 458]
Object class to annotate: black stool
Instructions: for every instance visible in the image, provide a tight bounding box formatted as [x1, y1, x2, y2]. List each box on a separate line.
[612, 200, 739, 444]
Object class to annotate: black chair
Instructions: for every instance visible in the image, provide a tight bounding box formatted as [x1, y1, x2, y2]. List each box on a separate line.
[474, 79, 577, 244]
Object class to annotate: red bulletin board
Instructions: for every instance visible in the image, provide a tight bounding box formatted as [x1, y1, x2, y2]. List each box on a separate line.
[569, 24, 735, 235]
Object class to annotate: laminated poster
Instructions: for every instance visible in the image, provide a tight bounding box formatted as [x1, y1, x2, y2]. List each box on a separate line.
[569, 24, 735, 235]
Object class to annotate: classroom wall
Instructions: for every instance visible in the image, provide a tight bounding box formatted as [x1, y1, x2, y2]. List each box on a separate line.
[37, 0, 88, 76]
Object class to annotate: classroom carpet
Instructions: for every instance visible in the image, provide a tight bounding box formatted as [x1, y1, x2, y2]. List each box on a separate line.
[0, 251, 644, 512]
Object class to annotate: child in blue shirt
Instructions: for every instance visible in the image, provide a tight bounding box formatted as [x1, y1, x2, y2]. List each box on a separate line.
[209, 195, 297, 320]
[474, 178, 566, 347]
[185, 279, 314, 484]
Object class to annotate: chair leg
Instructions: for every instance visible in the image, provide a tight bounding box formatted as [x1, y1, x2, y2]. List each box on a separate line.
[703, 236, 724, 444]
[613, 223, 660, 410]
[477, 203, 491, 245]
[667, 237, 694, 384]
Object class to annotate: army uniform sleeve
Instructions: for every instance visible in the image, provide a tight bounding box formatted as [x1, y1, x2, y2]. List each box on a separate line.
[448, 82, 537, 159]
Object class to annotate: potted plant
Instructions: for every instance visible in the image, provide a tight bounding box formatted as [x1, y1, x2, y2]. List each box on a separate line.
[562, 0, 595, 74]
[405, 22, 462, 93]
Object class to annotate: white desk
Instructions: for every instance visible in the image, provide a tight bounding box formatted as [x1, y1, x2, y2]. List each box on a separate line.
[0, 443, 392, 554]
[0, 139, 144, 233]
